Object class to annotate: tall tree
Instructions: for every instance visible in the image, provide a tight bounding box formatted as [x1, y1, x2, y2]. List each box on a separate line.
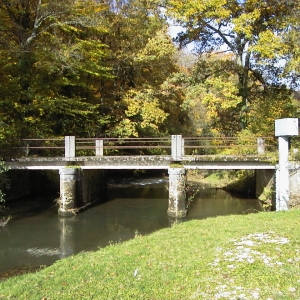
[0, 0, 112, 138]
[96, 0, 180, 137]
[109, 28, 181, 137]
[165, 0, 300, 131]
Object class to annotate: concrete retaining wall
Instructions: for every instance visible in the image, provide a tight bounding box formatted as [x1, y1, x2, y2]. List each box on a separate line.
[255, 169, 275, 207]
[256, 165, 300, 210]
[288, 163, 300, 208]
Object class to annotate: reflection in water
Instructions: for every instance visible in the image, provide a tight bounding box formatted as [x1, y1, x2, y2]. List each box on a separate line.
[187, 188, 261, 220]
[59, 217, 74, 259]
[0, 177, 262, 277]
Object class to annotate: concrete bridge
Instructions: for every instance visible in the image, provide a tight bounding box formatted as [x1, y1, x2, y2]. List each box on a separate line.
[4, 118, 300, 218]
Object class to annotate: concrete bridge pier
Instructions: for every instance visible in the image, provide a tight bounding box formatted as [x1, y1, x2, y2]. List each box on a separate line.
[58, 168, 79, 216]
[167, 168, 187, 218]
[58, 167, 107, 216]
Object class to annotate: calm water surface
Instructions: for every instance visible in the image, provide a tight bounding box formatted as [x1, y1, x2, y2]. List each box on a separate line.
[0, 177, 262, 276]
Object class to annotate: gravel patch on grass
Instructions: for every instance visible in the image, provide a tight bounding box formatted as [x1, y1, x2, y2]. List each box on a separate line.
[197, 231, 299, 299]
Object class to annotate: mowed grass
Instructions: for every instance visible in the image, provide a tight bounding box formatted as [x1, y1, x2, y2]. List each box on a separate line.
[1, 210, 300, 299]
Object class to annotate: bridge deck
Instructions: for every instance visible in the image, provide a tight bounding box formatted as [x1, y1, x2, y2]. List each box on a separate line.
[6, 155, 276, 170]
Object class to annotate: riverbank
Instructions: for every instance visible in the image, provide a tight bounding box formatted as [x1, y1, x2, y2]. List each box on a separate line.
[187, 169, 256, 195]
[1, 209, 300, 299]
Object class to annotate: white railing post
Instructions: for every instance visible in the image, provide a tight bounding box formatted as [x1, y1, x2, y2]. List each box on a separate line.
[65, 136, 76, 158]
[171, 135, 183, 160]
[25, 143, 30, 156]
[95, 139, 104, 156]
[257, 137, 265, 155]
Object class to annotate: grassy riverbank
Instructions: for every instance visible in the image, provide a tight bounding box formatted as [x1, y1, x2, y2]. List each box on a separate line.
[187, 169, 256, 195]
[1, 210, 300, 299]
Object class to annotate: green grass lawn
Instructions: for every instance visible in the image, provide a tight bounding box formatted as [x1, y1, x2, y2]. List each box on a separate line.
[1, 210, 300, 299]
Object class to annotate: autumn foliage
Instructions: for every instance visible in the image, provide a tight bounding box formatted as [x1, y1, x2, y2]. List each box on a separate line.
[0, 0, 299, 146]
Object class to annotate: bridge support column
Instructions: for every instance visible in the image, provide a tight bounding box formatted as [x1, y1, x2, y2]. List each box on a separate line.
[58, 168, 107, 216]
[275, 118, 299, 211]
[275, 136, 290, 211]
[167, 168, 187, 218]
[58, 168, 79, 216]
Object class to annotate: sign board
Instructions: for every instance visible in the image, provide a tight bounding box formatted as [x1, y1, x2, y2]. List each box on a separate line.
[275, 118, 299, 137]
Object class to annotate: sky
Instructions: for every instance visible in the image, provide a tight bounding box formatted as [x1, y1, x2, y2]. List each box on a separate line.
[168, 24, 196, 52]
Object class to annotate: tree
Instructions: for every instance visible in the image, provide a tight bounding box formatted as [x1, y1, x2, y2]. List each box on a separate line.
[0, 0, 112, 139]
[165, 0, 300, 132]
[282, 6, 300, 88]
[94, 1, 186, 137]
[109, 28, 181, 137]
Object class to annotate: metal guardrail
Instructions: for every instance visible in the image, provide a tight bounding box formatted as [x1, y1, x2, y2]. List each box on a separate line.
[0, 135, 277, 160]
[183, 136, 276, 155]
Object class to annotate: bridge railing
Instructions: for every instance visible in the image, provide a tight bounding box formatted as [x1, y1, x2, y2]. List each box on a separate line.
[182, 136, 276, 156]
[0, 138, 65, 159]
[75, 137, 171, 156]
[73, 135, 276, 159]
[2, 135, 276, 160]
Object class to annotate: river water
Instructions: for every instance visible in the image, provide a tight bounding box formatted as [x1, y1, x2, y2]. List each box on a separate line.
[0, 176, 262, 278]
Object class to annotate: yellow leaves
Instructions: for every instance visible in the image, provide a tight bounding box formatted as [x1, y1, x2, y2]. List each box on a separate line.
[38, 108, 44, 117]
[113, 119, 139, 138]
[233, 9, 261, 39]
[24, 116, 38, 124]
[248, 90, 297, 135]
[118, 89, 169, 136]
[203, 76, 242, 108]
[205, 0, 231, 19]
[250, 30, 287, 59]
[125, 100, 140, 118]
[182, 84, 206, 111]
[135, 29, 176, 63]
[55, 39, 110, 77]
[139, 99, 168, 129]
[73, 0, 107, 16]
[199, 76, 242, 128]
[168, 0, 230, 20]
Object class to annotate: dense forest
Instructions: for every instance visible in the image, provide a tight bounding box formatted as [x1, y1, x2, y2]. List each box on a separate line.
[0, 0, 299, 147]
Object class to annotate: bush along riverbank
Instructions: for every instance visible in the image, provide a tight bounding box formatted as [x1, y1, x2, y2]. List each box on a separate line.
[1, 210, 300, 299]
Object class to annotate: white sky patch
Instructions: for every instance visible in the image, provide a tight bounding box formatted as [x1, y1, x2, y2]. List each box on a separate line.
[168, 23, 196, 52]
